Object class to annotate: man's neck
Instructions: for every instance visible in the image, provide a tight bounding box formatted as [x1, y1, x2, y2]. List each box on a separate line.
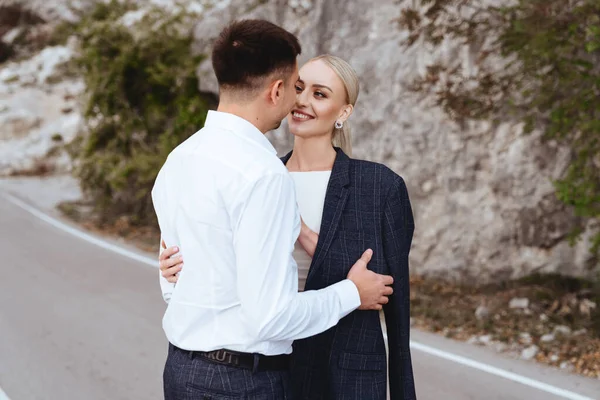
[217, 101, 269, 134]
[288, 137, 336, 172]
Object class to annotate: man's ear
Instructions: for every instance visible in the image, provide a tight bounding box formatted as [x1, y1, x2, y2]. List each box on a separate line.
[268, 79, 284, 105]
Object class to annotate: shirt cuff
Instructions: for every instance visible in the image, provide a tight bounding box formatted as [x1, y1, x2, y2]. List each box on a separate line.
[331, 279, 361, 318]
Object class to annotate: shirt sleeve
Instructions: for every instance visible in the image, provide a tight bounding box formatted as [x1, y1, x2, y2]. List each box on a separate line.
[232, 172, 360, 342]
[152, 162, 176, 305]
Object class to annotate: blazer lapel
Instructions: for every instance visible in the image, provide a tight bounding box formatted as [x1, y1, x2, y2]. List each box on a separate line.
[281, 148, 351, 284]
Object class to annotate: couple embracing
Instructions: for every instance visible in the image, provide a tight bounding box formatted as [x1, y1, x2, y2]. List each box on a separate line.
[152, 18, 416, 400]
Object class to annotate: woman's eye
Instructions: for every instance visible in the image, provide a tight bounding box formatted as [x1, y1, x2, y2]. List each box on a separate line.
[315, 91, 325, 98]
[295, 85, 303, 92]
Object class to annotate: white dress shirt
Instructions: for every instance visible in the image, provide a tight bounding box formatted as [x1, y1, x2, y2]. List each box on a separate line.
[289, 171, 331, 291]
[152, 110, 360, 355]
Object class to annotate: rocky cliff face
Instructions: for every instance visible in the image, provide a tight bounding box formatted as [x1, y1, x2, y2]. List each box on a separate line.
[1, 0, 596, 280]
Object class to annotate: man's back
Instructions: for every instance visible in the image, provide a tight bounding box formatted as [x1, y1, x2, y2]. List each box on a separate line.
[152, 111, 300, 353]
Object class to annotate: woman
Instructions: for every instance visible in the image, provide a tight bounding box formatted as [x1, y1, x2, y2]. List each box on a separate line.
[159, 55, 416, 400]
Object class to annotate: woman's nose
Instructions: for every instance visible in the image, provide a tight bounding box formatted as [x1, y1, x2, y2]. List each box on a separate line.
[296, 90, 309, 107]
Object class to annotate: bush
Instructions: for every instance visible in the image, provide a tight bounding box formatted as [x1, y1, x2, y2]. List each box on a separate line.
[398, 0, 600, 260]
[64, 0, 216, 226]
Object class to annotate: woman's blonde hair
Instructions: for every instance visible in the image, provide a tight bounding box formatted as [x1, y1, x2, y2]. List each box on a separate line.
[309, 54, 359, 156]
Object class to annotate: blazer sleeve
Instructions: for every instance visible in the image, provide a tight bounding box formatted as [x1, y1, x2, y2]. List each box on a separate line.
[382, 175, 417, 400]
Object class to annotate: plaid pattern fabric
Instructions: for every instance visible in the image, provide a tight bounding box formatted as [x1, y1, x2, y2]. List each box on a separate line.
[163, 344, 292, 400]
[281, 149, 416, 400]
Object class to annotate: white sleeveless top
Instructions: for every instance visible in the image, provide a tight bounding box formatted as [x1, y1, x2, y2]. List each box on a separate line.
[289, 171, 331, 292]
[290, 170, 390, 399]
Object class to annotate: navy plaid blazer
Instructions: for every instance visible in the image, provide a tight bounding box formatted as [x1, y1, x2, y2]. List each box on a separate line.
[281, 148, 416, 400]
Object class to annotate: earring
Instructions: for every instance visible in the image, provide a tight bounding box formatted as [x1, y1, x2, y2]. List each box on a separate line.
[335, 121, 343, 129]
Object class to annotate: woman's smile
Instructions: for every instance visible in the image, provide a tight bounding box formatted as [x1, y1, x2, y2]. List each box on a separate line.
[291, 109, 315, 122]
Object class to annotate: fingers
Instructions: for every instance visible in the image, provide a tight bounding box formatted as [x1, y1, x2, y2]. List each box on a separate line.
[382, 286, 393, 296]
[162, 266, 182, 281]
[159, 246, 179, 261]
[160, 255, 183, 271]
[355, 248, 373, 268]
[381, 275, 394, 286]
[379, 296, 389, 305]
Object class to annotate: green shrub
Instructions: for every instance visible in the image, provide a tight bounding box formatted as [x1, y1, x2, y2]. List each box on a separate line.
[65, 0, 215, 226]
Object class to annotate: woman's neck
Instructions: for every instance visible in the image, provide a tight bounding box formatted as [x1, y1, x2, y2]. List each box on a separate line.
[287, 137, 336, 172]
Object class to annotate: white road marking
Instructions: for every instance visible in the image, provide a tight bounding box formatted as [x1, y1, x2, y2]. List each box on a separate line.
[2, 192, 597, 400]
[410, 342, 596, 400]
[0, 387, 10, 400]
[3, 193, 156, 268]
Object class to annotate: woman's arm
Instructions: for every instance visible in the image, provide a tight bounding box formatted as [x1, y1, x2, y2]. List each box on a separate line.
[381, 176, 417, 400]
[158, 238, 180, 303]
[159, 239, 182, 304]
[298, 218, 319, 257]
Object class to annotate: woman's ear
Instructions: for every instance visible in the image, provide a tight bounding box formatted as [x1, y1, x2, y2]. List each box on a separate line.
[337, 104, 354, 123]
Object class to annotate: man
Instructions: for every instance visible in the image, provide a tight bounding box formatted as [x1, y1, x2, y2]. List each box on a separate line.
[151, 19, 393, 399]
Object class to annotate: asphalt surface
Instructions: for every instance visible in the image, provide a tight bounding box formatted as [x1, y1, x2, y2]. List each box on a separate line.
[0, 189, 598, 400]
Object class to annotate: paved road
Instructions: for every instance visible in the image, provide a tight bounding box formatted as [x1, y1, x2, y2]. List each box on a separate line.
[0, 190, 598, 400]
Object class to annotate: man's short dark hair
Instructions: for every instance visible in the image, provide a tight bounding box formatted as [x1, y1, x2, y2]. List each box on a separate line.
[212, 19, 302, 95]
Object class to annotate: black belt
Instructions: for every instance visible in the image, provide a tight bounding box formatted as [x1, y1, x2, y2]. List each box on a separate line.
[173, 345, 290, 372]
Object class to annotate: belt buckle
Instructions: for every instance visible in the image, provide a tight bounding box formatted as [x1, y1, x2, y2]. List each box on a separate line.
[206, 349, 240, 367]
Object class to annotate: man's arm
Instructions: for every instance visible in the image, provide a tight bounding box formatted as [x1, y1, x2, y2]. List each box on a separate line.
[233, 172, 362, 342]
[151, 160, 180, 305]
[154, 167, 394, 330]
[382, 176, 417, 400]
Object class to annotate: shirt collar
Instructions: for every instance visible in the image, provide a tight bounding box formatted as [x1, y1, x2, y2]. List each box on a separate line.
[204, 110, 277, 155]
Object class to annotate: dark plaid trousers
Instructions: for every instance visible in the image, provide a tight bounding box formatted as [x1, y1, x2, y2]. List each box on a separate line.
[163, 344, 292, 400]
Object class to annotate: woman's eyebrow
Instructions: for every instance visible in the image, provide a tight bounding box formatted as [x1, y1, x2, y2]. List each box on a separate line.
[296, 78, 333, 92]
[312, 83, 333, 92]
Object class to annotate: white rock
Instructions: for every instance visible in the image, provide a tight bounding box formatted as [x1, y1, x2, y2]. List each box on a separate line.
[550, 354, 559, 362]
[467, 336, 479, 345]
[520, 345, 539, 360]
[0, 79, 84, 175]
[509, 298, 530, 309]
[475, 305, 490, 320]
[519, 332, 532, 345]
[540, 334, 555, 342]
[0, 109, 41, 139]
[579, 299, 597, 316]
[539, 314, 549, 322]
[0, 68, 19, 83]
[494, 342, 507, 352]
[553, 325, 572, 336]
[479, 334, 492, 345]
[34, 46, 73, 84]
[2, 27, 23, 44]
